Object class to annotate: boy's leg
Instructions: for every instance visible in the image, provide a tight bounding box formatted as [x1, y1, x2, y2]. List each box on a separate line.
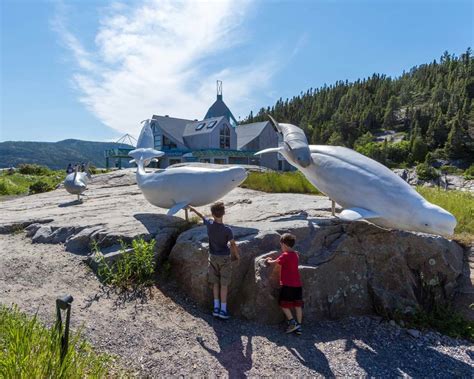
[213, 284, 220, 306]
[281, 307, 293, 321]
[295, 306, 303, 324]
[220, 284, 228, 304]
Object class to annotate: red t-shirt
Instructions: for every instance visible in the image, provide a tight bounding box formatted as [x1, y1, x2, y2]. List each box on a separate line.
[276, 251, 302, 287]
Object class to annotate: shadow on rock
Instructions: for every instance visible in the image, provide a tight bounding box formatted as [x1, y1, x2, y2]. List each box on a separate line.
[133, 213, 185, 235]
[58, 200, 83, 207]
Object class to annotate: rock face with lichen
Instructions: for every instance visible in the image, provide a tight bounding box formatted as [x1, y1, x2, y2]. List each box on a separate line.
[169, 221, 464, 324]
[0, 169, 469, 323]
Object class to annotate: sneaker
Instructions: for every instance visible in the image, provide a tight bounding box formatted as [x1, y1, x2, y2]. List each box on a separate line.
[295, 324, 302, 335]
[218, 310, 230, 320]
[212, 307, 220, 317]
[285, 319, 298, 333]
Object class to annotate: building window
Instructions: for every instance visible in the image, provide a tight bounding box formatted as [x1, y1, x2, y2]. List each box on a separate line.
[163, 135, 177, 150]
[154, 133, 163, 150]
[219, 124, 231, 149]
[196, 122, 206, 130]
[207, 120, 217, 129]
[200, 159, 211, 163]
[214, 158, 226, 164]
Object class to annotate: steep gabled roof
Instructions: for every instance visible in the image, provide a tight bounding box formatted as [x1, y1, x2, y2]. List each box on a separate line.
[183, 116, 225, 137]
[151, 115, 193, 145]
[236, 121, 270, 149]
[204, 95, 238, 126]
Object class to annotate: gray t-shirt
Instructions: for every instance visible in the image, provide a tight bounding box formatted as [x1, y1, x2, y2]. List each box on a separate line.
[204, 218, 234, 256]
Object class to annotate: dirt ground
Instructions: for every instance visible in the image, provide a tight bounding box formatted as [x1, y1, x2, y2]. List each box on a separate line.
[1, 233, 473, 377]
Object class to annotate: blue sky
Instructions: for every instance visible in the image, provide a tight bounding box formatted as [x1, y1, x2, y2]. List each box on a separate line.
[1, 0, 472, 142]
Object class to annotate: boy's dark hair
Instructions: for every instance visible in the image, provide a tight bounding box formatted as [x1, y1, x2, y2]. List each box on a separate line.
[280, 233, 296, 248]
[210, 202, 225, 218]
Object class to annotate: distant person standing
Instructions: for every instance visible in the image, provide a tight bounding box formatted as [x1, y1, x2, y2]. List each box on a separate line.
[66, 163, 73, 174]
[81, 162, 86, 172]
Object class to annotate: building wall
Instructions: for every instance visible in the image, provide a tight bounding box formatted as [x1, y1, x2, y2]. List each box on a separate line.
[184, 119, 237, 150]
[151, 121, 187, 150]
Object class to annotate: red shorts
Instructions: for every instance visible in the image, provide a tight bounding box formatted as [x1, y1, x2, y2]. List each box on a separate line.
[279, 286, 304, 308]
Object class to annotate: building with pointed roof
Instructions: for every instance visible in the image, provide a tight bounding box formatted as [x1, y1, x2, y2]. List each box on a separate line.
[146, 81, 292, 170]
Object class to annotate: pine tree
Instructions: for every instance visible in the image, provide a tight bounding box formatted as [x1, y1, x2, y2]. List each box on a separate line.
[445, 114, 472, 159]
[382, 96, 399, 129]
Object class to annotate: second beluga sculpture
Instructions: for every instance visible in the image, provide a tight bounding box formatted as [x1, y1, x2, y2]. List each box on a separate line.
[256, 116, 457, 236]
[129, 120, 248, 216]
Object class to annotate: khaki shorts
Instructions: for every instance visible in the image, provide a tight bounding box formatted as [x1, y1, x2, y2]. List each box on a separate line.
[208, 254, 232, 286]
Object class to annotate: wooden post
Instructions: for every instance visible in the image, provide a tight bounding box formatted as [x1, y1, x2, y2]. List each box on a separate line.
[331, 199, 335, 216]
[185, 208, 189, 222]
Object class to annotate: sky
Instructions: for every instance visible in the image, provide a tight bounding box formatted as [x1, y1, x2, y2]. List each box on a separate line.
[1, 0, 473, 142]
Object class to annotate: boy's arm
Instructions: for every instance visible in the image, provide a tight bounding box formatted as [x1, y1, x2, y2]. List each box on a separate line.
[187, 206, 205, 221]
[266, 251, 282, 265]
[230, 240, 239, 261]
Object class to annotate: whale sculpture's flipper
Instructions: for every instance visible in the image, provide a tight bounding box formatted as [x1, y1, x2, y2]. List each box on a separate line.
[339, 207, 380, 221]
[167, 201, 189, 216]
[255, 147, 284, 155]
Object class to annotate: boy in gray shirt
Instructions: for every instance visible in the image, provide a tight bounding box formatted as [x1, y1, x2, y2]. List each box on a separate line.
[188, 202, 239, 319]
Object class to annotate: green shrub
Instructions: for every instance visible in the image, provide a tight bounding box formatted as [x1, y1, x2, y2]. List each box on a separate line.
[18, 163, 51, 176]
[464, 164, 474, 180]
[0, 177, 22, 195]
[0, 305, 114, 377]
[96, 238, 156, 289]
[416, 163, 439, 181]
[29, 180, 53, 194]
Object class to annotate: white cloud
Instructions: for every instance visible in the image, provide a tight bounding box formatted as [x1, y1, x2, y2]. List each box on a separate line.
[54, 0, 279, 137]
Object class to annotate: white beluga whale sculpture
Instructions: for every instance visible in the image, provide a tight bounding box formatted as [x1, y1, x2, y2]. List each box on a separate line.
[256, 115, 457, 236]
[129, 120, 248, 216]
[64, 165, 91, 201]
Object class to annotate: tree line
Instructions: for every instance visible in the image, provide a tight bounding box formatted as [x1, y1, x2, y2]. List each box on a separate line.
[243, 49, 473, 167]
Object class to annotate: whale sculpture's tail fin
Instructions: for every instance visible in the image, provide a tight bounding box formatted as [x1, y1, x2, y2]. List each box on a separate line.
[129, 120, 164, 169]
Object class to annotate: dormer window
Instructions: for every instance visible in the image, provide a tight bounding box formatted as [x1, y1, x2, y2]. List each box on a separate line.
[196, 122, 206, 130]
[207, 120, 217, 129]
[220, 124, 231, 149]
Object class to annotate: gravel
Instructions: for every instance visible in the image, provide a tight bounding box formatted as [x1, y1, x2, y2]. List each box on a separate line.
[1, 233, 473, 377]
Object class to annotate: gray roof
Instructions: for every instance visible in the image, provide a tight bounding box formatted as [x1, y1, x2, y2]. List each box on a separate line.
[151, 115, 193, 145]
[183, 116, 225, 137]
[204, 95, 238, 125]
[236, 121, 270, 149]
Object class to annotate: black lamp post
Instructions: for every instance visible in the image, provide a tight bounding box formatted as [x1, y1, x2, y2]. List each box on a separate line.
[55, 294, 73, 363]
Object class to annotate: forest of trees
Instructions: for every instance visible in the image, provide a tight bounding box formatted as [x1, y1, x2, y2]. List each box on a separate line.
[243, 49, 474, 168]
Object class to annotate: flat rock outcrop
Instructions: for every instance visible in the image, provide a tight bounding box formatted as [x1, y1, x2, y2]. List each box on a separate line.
[1, 169, 470, 323]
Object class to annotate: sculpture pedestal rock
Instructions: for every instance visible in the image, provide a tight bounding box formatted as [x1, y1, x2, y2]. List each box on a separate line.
[169, 221, 464, 324]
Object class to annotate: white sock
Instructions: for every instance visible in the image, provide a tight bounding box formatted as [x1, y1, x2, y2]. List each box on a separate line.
[221, 303, 227, 312]
[213, 299, 220, 309]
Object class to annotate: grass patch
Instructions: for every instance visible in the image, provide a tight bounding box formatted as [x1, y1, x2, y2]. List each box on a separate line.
[240, 171, 322, 195]
[416, 187, 473, 239]
[0, 305, 115, 377]
[0, 167, 65, 196]
[95, 238, 156, 290]
[399, 305, 474, 341]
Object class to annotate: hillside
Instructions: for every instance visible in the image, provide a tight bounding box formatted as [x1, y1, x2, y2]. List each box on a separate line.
[244, 49, 474, 167]
[0, 139, 133, 169]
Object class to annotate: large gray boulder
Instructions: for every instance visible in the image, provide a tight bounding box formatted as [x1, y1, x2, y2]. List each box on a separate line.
[168, 220, 464, 324]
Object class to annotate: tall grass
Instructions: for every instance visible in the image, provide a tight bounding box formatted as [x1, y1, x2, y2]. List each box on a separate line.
[241, 171, 321, 195]
[0, 170, 65, 196]
[417, 186, 473, 242]
[0, 305, 113, 378]
[96, 238, 156, 289]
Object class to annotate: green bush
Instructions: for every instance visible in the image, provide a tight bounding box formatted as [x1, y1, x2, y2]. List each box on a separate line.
[416, 163, 439, 181]
[97, 238, 156, 289]
[29, 180, 53, 194]
[0, 177, 22, 195]
[18, 163, 51, 176]
[464, 164, 474, 180]
[0, 305, 114, 377]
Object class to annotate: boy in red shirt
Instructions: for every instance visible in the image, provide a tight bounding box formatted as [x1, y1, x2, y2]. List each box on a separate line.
[266, 233, 303, 334]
